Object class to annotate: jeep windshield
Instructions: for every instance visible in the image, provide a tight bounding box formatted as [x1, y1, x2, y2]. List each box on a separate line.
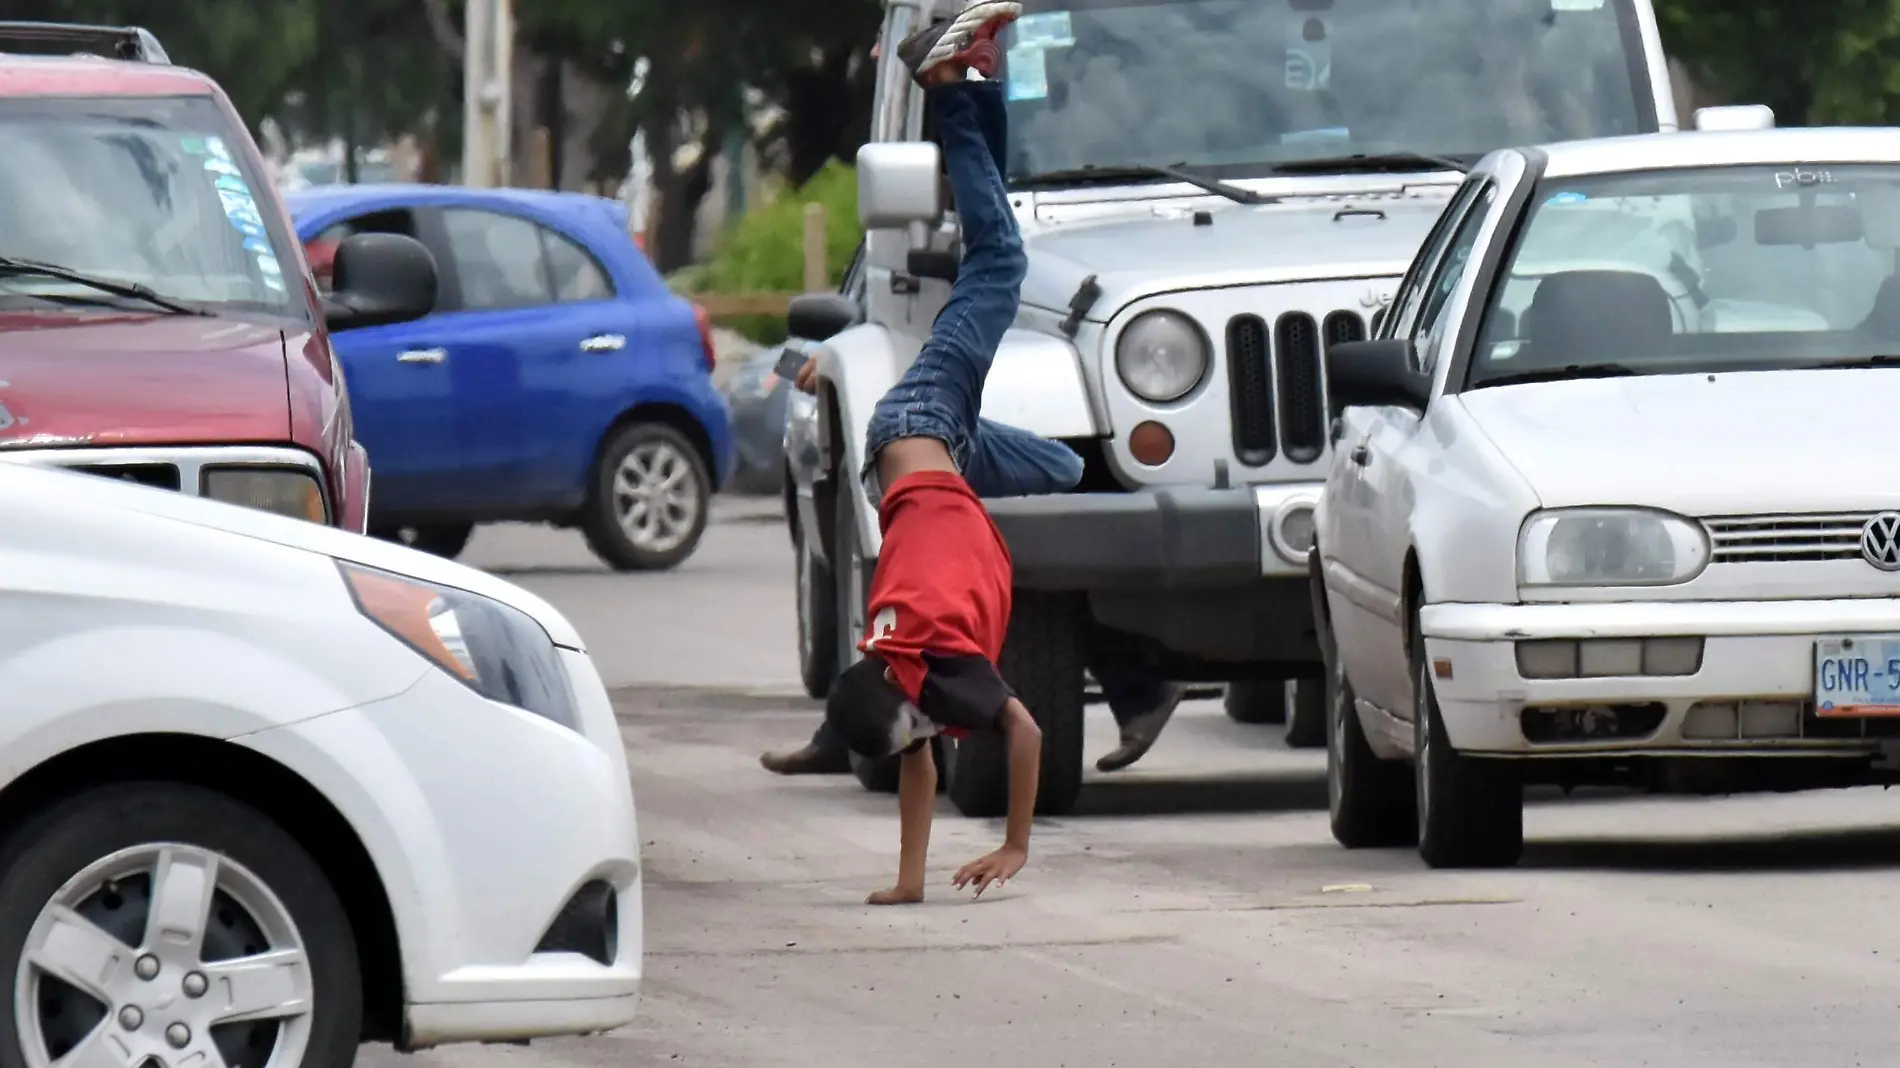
[999, 0, 1654, 181]
[0, 95, 297, 315]
[1468, 164, 1900, 388]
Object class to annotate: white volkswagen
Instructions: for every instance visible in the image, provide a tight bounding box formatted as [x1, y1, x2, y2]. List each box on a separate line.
[0, 461, 640, 1066]
[1313, 121, 1900, 869]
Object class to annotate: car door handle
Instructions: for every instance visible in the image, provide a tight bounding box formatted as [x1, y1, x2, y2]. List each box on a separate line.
[1350, 444, 1371, 466]
[580, 333, 626, 353]
[397, 348, 446, 364]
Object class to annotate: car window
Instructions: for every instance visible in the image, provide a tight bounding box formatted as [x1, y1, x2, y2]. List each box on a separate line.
[1470, 163, 1900, 386]
[1413, 183, 1497, 373]
[541, 227, 615, 302]
[442, 208, 552, 310]
[305, 209, 419, 295]
[1385, 178, 1485, 340]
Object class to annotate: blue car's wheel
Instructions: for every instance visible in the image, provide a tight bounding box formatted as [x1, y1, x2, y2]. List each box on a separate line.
[582, 422, 711, 571]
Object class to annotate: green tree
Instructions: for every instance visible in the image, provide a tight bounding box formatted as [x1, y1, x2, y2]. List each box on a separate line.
[1656, 0, 1900, 125]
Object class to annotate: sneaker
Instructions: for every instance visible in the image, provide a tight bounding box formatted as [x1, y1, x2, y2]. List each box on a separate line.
[759, 742, 852, 776]
[1095, 683, 1186, 773]
[896, 0, 1021, 84]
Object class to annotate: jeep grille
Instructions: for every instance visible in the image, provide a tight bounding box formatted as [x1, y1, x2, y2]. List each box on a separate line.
[1227, 309, 1367, 468]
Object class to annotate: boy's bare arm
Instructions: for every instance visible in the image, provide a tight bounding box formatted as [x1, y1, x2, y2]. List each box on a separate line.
[952, 698, 1041, 898]
[868, 742, 937, 906]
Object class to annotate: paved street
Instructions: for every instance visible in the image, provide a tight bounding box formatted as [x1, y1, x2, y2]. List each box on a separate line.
[366, 496, 1900, 1068]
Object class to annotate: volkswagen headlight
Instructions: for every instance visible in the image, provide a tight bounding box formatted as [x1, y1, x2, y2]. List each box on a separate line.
[1115, 310, 1207, 403]
[205, 468, 326, 523]
[1518, 508, 1710, 587]
[339, 561, 579, 730]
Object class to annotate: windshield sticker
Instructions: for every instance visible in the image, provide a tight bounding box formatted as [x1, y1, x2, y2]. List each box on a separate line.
[1011, 11, 1074, 49]
[1006, 44, 1049, 101]
[1551, 0, 1606, 8]
[1285, 17, 1331, 91]
[1282, 127, 1351, 146]
[178, 136, 208, 155]
[1547, 191, 1589, 205]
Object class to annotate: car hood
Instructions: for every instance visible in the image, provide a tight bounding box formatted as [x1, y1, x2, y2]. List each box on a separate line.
[0, 313, 291, 448]
[0, 460, 585, 650]
[1458, 369, 1900, 515]
[1018, 196, 1444, 318]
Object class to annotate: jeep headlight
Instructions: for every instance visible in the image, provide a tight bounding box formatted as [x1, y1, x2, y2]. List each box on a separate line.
[1518, 508, 1710, 587]
[204, 467, 326, 523]
[1115, 310, 1207, 403]
[338, 561, 580, 730]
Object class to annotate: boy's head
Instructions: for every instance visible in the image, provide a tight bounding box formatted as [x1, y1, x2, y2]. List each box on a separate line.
[825, 653, 938, 759]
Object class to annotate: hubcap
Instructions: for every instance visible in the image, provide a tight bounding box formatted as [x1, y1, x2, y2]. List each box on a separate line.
[612, 441, 701, 553]
[17, 844, 315, 1068]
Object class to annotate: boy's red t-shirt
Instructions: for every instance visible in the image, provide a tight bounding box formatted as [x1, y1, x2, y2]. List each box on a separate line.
[859, 471, 1013, 739]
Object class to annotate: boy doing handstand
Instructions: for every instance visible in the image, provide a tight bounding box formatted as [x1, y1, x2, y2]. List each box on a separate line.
[820, 0, 1050, 906]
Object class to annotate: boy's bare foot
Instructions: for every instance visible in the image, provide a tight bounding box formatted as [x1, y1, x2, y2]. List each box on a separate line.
[759, 742, 851, 775]
[867, 886, 925, 906]
[895, 0, 1021, 86]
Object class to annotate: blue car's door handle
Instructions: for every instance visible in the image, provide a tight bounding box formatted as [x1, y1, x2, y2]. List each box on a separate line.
[398, 348, 447, 364]
[580, 333, 626, 353]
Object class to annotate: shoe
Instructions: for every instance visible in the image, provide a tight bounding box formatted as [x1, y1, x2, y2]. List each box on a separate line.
[759, 743, 852, 775]
[1095, 683, 1187, 773]
[895, 0, 1021, 84]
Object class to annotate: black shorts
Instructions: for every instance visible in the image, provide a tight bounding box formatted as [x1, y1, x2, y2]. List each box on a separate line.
[826, 650, 1014, 760]
[910, 650, 1014, 741]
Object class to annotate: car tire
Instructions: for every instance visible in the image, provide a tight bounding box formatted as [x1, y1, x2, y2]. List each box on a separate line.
[0, 783, 361, 1068]
[794, 519, 839, 700]
[370, 523, 474, 559]
[1412, 608, 1524, 868]
[1221, 680, 1286, 724]
[581, 422, 712, 572]
[944, 591, 1087, 818]
[1284, 679, 1328, 748]
[1326, 623, 1416, 849]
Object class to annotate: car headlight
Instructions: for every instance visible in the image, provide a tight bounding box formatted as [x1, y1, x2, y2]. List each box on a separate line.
[338, 561, 580, 730]
[205, 468, 326, 524]
[1518, 508, 1710, 587]
[1115, 310, 1208, 403]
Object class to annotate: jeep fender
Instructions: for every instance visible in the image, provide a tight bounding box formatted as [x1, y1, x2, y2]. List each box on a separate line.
[819, 325, 1098, 559]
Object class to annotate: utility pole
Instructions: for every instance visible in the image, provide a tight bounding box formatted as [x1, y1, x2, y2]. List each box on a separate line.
[461, 0, 514, 186]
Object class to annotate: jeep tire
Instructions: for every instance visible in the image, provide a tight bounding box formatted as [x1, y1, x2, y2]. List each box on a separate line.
[943, 591, 1087, 818]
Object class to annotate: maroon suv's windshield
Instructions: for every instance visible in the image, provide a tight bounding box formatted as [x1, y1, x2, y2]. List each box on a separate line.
[0, 94, 298, 315]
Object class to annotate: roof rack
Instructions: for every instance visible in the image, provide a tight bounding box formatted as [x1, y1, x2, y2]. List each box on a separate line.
[0, 22, 171, 65]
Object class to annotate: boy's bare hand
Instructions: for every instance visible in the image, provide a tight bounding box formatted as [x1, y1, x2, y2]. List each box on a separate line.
[867, 886, 925, 906]
[952, 845, 1027, 898]
[793, 354, 819, 394]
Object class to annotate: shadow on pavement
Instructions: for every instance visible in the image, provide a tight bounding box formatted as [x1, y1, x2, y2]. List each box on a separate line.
[1520, 825, 1900, 873]
[1068, 770, 1329, 818]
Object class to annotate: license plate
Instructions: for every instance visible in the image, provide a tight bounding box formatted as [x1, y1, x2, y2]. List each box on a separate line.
[1814, 636, 1900, 716]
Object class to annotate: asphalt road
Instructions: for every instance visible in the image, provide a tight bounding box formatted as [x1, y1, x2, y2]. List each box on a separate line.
[364, 496, 1900, 1068]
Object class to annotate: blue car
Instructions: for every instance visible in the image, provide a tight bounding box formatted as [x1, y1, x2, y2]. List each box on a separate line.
[287, 184, 734, 570]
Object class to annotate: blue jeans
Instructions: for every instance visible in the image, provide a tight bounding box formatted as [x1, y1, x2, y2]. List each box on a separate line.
[859, 79, 1084, 506]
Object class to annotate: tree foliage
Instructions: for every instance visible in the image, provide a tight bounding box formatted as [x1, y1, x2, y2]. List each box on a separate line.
[1655, 0, 1900, 125]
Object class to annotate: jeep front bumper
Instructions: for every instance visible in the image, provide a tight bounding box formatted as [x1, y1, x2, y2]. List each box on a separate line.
[985, 485, 1322, 669]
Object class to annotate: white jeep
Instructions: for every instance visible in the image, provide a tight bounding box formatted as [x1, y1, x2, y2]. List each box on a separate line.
[784, 0, 1683, 817]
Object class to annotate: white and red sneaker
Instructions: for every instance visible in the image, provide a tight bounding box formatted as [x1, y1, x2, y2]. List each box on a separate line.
[895, 0, 1021, 83]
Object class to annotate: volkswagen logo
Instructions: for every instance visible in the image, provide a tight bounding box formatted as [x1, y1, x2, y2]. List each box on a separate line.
[1861, 512, 1900, 571]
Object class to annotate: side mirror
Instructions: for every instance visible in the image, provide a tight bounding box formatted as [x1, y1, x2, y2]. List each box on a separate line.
[1326, 338, 1429, 415]
[786, 292, 858, 342]
[323, 233, 437, 331]
[857, 141, 943, 230]
[1693, 104, 1775, 131]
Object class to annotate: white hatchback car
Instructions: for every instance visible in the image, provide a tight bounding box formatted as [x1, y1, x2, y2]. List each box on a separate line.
[0, 461, 641, 1066]
[1313, 124, 1900, 869]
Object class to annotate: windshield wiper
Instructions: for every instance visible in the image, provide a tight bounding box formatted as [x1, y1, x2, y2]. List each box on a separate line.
[1474, 362, 1639, 388]
[1270, 151, 1473, 176]
[1012, 163, 1275, 205]
[1809, 355, 1900, 369]
[0, 257, 210, 316]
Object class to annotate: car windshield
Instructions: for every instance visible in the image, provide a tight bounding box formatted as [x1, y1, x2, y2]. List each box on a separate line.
[1469, 164, 1900, 386]
[0, 95, 297, 315]
[999, 0, 1652, 181]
